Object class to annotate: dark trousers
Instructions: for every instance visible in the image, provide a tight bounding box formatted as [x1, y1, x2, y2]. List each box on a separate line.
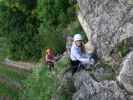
[47, 62, 54, 71]
[70, 60, 85, 75]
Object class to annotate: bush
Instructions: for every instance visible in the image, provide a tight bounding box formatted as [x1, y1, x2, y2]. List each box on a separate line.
[0, 0, 85, 61]
[21, 57, 73, 100]
[0, 37, 10, 61]
[0, 0, 42, 61]
[21, 64, 58, 100]
[37, 0, 80, 54]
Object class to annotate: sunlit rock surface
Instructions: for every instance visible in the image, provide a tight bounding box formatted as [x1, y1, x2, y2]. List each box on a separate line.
[77, 0, 133, 58]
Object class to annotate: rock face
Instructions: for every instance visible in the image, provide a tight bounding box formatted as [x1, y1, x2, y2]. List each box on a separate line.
[77, 0, 133, 58]
[128, 37, 133, 51]
[70, 0, 133, 100]
[117, 51, 133, 94]
[61, 56, 133, 100]
[93, 66, 114, 81]
[72, 71, 130, 100]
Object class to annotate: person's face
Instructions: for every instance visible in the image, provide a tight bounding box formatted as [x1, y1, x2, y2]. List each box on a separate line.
[75, 40, 82, 47]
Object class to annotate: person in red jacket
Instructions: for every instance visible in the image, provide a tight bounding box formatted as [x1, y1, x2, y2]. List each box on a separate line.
[45, 48, 55, 71]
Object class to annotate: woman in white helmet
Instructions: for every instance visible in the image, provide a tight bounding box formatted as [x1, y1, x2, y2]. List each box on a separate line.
[70, 34, 95, 74]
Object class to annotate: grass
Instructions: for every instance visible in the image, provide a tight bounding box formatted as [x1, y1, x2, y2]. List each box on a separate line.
[21, 57, 71, 100]
[0, 64, 28, 81]
[0, 83, 19, 99]
[55, 56, 70, 73]
[0, 64, 29, 100]
[21, 64, 58, 100]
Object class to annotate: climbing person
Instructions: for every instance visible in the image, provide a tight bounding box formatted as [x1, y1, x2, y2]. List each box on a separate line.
[65, 35, 73, 57]
[45, 48, 55, 71]
[70, 34, 96, 75]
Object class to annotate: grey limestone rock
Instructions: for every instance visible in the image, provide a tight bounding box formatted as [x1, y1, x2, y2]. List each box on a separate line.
[77, 0, 133, 58]
[70, 0, 133, 99]
[72, 71, 130, 100]
[117, 51, 133, 94]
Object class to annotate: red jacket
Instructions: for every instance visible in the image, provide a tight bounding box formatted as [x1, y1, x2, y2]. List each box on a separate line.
[45, 52, 55, 64]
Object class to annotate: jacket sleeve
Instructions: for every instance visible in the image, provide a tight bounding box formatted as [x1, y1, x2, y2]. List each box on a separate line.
[71, 48, 90, 64]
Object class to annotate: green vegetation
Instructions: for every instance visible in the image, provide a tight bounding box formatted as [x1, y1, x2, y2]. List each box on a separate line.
[21, 57, 72, 100]
[0, 37, 10, 61]
[117, 39, 129, 57]
[0, 64, 28, 99]
[0, 0, 86, 99]
[0, 64, 28, 81]
[37, 0, 81, 54]
[0, 83, 19, 99]
[0, 0, 130, 99]
[0, 0, 41, 61]
[0, 0, 83, 61]
[21, 64, 58, 100]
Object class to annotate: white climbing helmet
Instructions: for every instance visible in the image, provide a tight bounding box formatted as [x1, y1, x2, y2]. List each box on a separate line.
[73, 34, 83, 41]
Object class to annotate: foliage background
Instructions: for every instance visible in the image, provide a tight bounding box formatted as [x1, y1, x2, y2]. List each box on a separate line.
[0, 0, 84, 61]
